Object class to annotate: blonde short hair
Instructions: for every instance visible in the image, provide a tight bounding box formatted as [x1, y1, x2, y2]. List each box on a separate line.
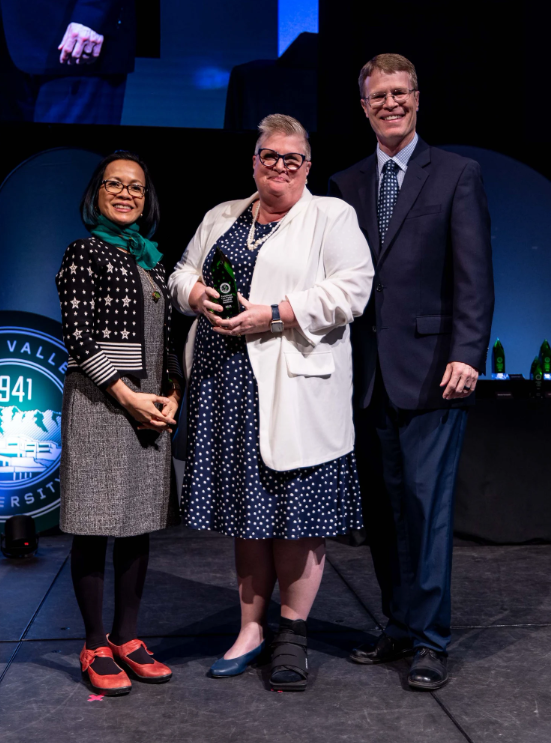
[358, 53, 418, 97]
[255, 113, 311, 161]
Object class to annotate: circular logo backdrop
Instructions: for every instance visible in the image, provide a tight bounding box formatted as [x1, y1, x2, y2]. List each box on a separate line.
[0, 312, 67, 533]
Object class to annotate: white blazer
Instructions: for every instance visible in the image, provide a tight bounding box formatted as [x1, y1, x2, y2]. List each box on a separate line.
[168, 188, 374, 471]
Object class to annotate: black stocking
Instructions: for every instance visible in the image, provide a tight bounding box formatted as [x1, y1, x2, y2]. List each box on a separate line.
[71, 534, 119, 675]
[71, 534, 109, 649]
[110, 533, 152, 665]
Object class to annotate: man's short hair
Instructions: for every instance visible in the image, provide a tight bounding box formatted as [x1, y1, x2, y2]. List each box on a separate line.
[358, 53, 418, 97]
[255, 113, 311, 161]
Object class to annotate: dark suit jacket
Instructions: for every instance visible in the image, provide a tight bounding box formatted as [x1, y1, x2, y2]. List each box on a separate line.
[0, 0, 135, 76]
[328, 137, 495, 410]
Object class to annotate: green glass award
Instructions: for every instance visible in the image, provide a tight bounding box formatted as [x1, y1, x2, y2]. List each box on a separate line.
[211, 247, 240, 319]
[530, 355, 543, 397]
[492, 338, 508, 379]
[539, 339, 551, 379]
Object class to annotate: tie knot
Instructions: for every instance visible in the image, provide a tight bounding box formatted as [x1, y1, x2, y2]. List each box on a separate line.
[383, 160, 398, 174]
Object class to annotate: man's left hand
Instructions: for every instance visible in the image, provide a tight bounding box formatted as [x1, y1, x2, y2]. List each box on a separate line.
[213, 294, 272, 336]
[440, 361, 479, 400]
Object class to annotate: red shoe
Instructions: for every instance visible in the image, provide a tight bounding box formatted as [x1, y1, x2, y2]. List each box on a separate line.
[80, 646, 132, 696]
[108, 637, 172, 683]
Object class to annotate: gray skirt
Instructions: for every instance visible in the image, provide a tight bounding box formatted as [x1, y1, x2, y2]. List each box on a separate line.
[59, 270, 180, 537]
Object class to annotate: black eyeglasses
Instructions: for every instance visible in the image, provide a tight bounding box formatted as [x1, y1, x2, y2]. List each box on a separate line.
[362, 88, 417, 108]
[257, 148, 308, 171]
[101, 179, 147, 198]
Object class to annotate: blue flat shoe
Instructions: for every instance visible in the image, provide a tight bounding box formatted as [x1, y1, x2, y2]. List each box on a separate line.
[209, 641, 267, 678]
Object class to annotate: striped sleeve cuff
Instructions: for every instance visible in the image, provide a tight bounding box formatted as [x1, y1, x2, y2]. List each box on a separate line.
[80, 351, 121, 389]
[167, 352, 184, 381]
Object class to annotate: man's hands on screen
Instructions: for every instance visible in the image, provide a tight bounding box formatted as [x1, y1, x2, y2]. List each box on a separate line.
[440, 361, 479, 400]
[58, 23, 104, 65]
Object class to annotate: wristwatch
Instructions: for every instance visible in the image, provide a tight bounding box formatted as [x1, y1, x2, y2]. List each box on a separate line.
[270, 304, 284, 333]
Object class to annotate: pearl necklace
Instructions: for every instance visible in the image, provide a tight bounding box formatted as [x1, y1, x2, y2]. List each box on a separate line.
[246, 201, 285, 251]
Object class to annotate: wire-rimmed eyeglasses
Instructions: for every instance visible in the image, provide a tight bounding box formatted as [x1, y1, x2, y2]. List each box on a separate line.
[362, 88, 417, 108]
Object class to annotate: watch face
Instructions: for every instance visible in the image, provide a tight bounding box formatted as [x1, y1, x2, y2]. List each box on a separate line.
[271, 320, 284, 333]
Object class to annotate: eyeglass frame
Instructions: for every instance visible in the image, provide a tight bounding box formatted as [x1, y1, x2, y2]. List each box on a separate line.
[361, 88, 418, 108]
[256, 148, 309, 171]
[101, 179, 148, 198]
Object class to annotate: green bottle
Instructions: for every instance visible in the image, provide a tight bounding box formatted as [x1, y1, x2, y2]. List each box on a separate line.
[539, 339, 551, 377]
[492, 339, 506, 377]
[211, 247, 240, 319]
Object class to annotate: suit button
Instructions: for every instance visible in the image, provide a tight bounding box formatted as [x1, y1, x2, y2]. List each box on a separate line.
[376, 283, 383, 292]
[372, 326, 377, 333]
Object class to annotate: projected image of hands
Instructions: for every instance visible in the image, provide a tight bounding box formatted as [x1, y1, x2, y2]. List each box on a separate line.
[58, 22, 105, 66]
[0, 0, 136, 124]
[0, 0, 317, 128]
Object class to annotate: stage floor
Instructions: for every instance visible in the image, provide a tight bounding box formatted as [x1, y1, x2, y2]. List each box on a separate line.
[1, 527, 550, 743]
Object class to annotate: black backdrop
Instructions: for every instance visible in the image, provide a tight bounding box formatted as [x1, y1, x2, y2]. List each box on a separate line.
[2, 0, 550, 261]
[318, 0, 550, 181]
[2, 0, 550, 214]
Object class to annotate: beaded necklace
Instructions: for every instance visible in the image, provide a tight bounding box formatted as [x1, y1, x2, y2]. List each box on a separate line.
[246, 201, 286, 251]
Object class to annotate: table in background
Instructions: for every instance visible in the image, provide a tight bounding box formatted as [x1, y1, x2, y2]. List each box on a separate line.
[455, 379, 551, 543]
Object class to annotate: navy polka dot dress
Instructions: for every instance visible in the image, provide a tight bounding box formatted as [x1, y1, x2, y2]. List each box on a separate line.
[181, 205, 363, 539]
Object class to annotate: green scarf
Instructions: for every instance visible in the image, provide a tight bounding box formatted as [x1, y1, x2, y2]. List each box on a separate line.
[90, 215, 162, 270]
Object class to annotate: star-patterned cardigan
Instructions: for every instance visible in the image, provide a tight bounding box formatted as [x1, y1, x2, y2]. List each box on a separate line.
[56, 236, 183, 391]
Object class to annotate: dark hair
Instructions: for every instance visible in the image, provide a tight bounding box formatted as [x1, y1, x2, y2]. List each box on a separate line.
[80, 151, 160, 238]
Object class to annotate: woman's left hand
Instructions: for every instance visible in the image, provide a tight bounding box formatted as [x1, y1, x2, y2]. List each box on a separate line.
[162, 394, 181, 422]
[213, 294, 272, 336]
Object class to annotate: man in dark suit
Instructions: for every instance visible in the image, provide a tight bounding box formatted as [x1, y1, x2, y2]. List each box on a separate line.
[328, 53, 494, 689]
[0, 0, 135, 124]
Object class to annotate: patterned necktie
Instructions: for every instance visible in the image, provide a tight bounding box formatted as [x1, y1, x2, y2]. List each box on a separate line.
[377, 160, 399, 245]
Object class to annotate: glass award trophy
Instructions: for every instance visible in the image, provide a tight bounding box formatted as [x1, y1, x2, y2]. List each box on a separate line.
[539, 339, 551, 380]
[530, 356, 543, 397]
[211, 247, 240, 319]
[491, 338, 509, 380]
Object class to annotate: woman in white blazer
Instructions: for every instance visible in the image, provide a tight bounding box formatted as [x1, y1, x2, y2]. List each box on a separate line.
[169, 114, 374, 691]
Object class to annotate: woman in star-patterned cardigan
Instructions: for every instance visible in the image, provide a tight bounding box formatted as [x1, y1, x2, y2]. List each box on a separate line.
[58, 233, 181, 389]
[55, 151, 182, 696]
